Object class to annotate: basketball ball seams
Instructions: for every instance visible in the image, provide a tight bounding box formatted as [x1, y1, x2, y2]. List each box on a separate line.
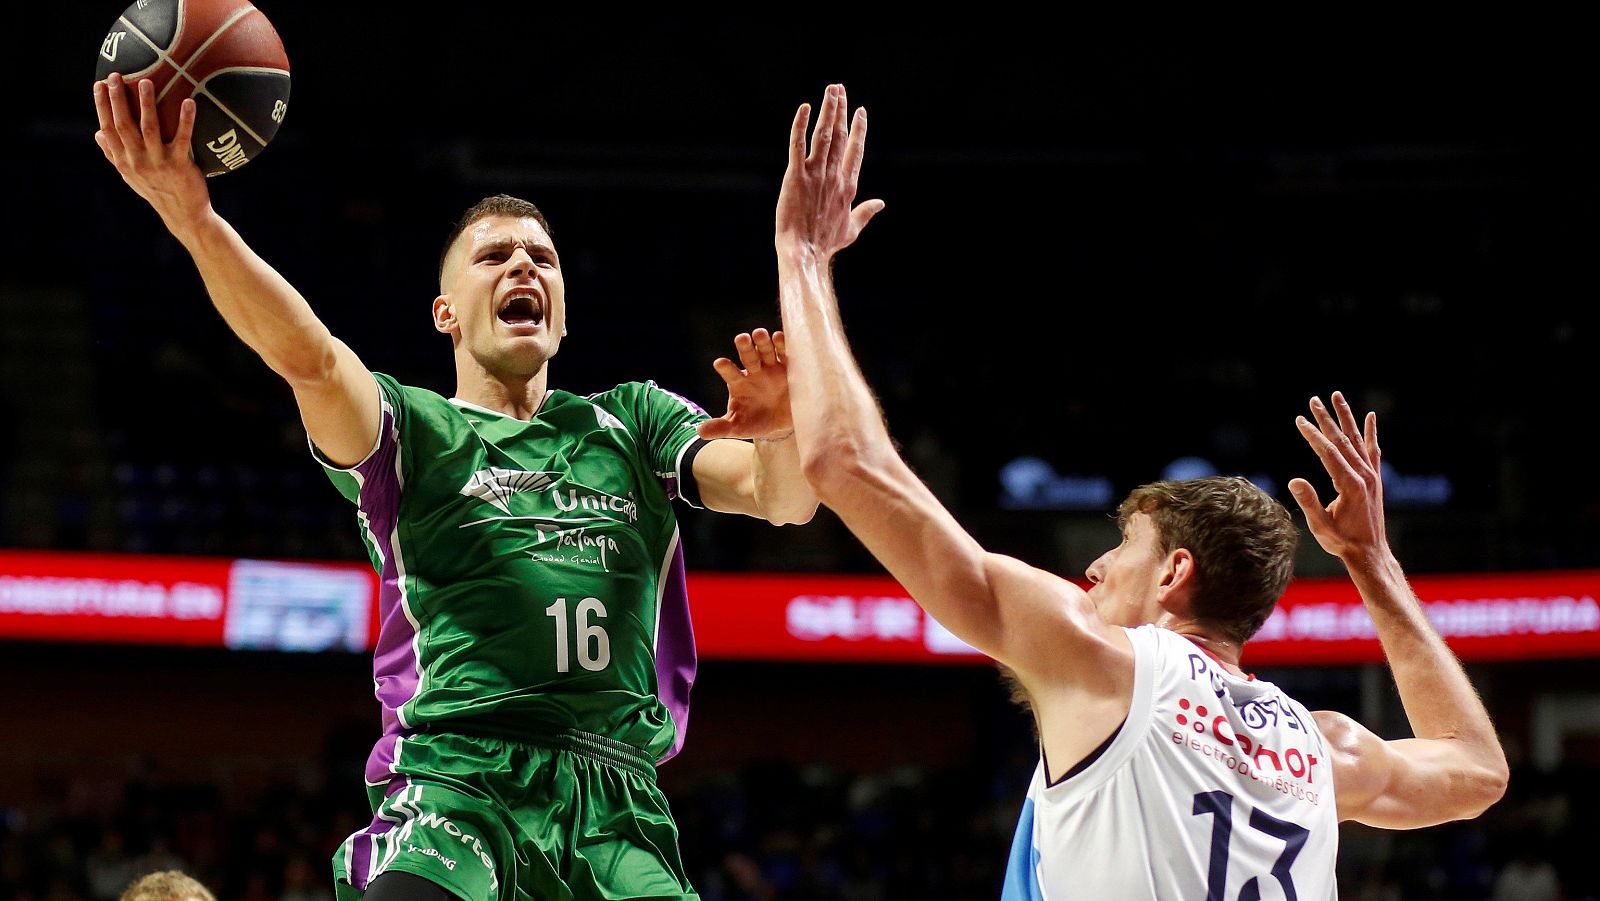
[193, 69, 285, 149]
[155, 3, 256, 105]
[110, 16, 165, 80]
[97, 0, 290, 175]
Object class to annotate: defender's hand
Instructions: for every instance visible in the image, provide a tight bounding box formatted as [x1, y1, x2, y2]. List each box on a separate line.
[1288, 391, 1388, 562]
[775, 83, 885, 259]
[696, 329, 796, 441]
[93, 73, 211, 231]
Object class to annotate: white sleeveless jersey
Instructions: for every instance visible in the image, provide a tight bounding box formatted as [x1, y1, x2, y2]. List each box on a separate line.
[1002, 625, 1339, 901]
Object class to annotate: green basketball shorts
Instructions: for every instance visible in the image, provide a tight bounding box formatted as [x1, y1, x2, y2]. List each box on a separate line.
[333, 730, 697, 901]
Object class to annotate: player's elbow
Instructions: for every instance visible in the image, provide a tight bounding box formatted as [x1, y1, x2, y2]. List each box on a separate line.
[1466, 732, 1511, 816]
[1461, 758, 1510, 818]
[272, 339, 340, 388]
[1435, 751, 1509, 822]
[755, 475, 820, 527]
[801, 436, 882, 504]
[768, 498, 820, 527]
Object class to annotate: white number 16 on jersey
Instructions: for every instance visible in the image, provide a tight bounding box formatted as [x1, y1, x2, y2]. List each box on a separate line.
[545, 597, 611, 673]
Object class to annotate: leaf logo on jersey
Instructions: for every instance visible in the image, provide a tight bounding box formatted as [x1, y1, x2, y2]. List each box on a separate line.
[460, 468, 561, 514]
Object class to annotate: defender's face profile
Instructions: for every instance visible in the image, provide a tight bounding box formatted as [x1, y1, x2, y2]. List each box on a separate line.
[440, 214, 567, 376]
[1085, 512, 1169, 627]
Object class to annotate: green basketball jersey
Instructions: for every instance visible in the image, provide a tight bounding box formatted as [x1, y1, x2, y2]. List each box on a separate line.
[317, 373, 708, 782]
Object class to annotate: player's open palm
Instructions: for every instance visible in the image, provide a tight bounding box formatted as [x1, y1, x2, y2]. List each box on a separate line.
[1289, 391, 1388, 561]
[697, 329, 795, 441]
[776, 83, 885, 258]
[93, 73, 210, 229]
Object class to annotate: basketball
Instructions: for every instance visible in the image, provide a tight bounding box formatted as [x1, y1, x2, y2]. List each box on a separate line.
[94, 0, 290, 176]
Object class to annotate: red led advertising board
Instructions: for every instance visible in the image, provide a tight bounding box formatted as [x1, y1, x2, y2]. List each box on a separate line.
[0, 551, 377, 652]
[686, 571, 1600, 666]
[2, 551, 1597, 664]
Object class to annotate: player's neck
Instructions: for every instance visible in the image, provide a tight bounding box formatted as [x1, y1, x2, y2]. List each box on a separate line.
[1169, 624, 1245, 674]
[454, 365, 551, 421]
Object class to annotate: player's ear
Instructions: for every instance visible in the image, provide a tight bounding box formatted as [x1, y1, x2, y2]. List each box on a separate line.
[432, 294, 456, 334]
[1160, 548, 1197, 607]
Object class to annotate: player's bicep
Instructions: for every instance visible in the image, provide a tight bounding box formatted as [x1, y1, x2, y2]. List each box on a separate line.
[691, 438, 760, 517]
[293, 338, 381, 469]
[1318, 710, 1496, 829]
[982, 552, 1132, 684]
[821, 454, 1112, 672]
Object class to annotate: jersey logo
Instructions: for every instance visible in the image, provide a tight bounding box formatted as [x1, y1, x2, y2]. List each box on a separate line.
[460, 467, 561, 514]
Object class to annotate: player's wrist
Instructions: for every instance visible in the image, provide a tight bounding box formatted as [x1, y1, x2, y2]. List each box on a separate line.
[775, 238, 829, 268]
[1341, 543, 1403, 585]
[755, 429, 795, 444]
[163, 203, 222, 248]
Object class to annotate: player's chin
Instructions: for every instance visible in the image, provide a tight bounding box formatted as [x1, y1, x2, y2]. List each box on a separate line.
[496, 333, 559, 366]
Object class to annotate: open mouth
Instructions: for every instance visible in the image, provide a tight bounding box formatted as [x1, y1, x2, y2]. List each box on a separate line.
[498, 291, 544, 327]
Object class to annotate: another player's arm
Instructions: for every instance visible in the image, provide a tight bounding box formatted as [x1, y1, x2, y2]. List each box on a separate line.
[776, 86, 1127, 682]
[92, 74, 378, 467]
[1291, 393, 1508, 828]
[692, 329, 819, 526]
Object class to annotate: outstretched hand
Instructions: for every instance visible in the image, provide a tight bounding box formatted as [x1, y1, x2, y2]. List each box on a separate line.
[1288, 391, 1388, 563]
[696, 329, 796, 442]
[93, 73, 211, 229]
[776, 83, 885, 258]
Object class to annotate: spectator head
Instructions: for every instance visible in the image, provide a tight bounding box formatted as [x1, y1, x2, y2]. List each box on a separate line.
[120, 870, 216, 901]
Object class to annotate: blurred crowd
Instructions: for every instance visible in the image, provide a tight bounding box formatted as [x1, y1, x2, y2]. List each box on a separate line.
[3, 757, 1595, 901]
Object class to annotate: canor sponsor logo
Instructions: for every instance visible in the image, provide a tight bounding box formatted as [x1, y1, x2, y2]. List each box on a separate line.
[1173, 696, 1322, 782]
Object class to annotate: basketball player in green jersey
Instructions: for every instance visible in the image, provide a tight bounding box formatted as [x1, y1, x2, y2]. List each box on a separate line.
[93, 73, 817, 901]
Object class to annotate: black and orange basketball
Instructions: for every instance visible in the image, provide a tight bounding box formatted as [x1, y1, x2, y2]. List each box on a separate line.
[94, 0, 290, 176]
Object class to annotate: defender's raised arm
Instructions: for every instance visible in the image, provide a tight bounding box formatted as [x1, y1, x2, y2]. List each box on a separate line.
[1292, 392, 1509, 827]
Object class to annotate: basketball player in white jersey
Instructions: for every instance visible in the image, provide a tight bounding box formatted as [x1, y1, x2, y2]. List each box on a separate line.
[772, 85, 1508, 900]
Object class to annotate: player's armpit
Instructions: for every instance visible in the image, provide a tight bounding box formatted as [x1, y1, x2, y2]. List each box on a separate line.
[293, 338, 382, 469]
[1315, 709, 1508, 829]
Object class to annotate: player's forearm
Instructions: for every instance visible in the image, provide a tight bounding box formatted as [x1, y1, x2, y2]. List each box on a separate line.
[168, 208, 339, 385]
[751, 433, 819, 525]
[776, 245, 895, 487]
[1347, 547, 1507, 781]
[775, 243, 1005, 654]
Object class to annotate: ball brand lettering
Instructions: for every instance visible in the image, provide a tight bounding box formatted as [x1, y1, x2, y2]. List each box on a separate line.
[404, 844, 456, 871]
[206, 130, 250, 170]
[100, 31, 127, 62]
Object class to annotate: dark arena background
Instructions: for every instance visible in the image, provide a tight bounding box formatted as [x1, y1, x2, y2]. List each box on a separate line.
[4, 11, 1598, 901]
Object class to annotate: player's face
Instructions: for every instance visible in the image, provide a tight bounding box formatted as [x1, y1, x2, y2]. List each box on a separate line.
[1084, 512, 1170, 627]
[438, 215, 567, 377]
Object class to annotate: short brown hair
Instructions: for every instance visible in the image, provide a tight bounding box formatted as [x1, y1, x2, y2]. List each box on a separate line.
[120, 871, 216, 901]
[438, 194, 553, 282]
[1118, 476, 1297, 644]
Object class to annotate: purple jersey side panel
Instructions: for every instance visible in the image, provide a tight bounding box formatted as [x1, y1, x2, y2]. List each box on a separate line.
[654, 538, 697, 764]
